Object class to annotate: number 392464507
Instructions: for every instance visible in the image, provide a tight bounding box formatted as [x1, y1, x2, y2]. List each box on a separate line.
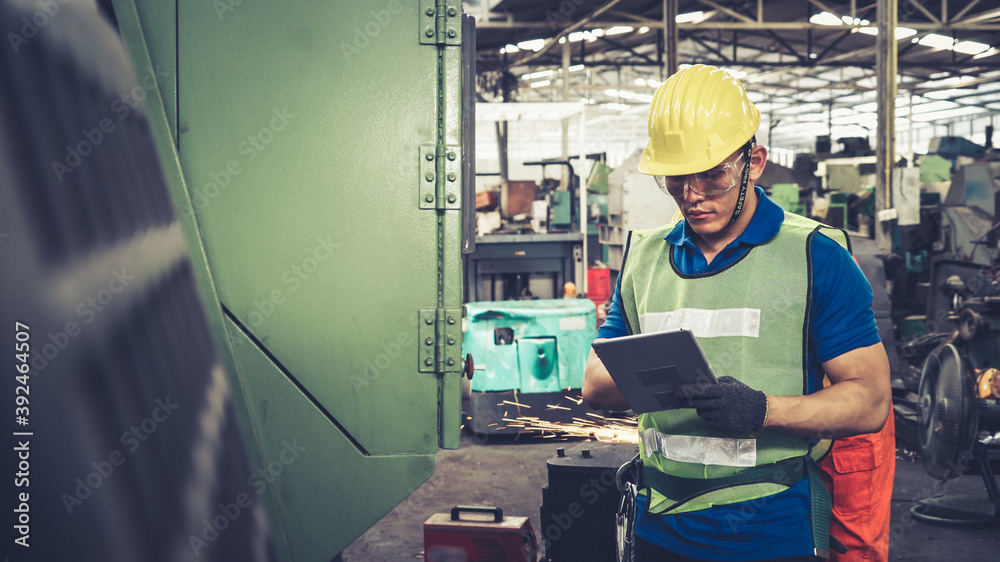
[15, 322, 30, 425]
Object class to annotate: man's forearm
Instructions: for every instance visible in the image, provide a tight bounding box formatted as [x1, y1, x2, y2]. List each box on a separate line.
[582, 346, 630, 411]
[765, 343, 891, 439]
[765, 380, 890, 438]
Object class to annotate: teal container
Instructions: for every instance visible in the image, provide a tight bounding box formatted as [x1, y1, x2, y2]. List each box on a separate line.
[465, 299, 597, 393]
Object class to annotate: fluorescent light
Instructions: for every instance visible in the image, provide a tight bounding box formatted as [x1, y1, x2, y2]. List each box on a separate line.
[911, 106, 987, 122]
[501, 44, 519, 54]
[810, 12, 844, 26]
[917, 34, 954, 50]
[858, 25, 915, 39]
[635, 93, 654, 103]
[676, 11, 706, 24]
[521, 69, 554, 80]
[604, 88, 619, 97]
[639, 26, 650, 34]
[974, 48, 999, 60]
[954, 40, 991, 55]
[853, 102, 878, 112]
[592, 28, 605, 37]
[530, 80, 551, 88]
[517, 38, 545, 52]
[569, 64, 585, 72]
[568, 30, 599, 42]
[606, 26, 633, 36]
[635, 78, 647, 86]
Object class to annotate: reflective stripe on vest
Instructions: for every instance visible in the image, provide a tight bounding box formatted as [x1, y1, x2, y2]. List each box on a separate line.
[640, 427, 757, 467]
[639, 307, 761, 338]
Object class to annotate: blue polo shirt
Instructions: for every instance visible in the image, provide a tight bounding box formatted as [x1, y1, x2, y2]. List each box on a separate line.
[598, 187, 879, 560]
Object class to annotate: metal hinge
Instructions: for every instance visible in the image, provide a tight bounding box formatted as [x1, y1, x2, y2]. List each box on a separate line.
[419, 144, 461, 210]
[419, 0, 462, 45]
[419, 308, 462, 373]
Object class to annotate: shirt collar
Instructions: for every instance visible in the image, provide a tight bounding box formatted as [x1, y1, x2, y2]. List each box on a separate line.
[664, 186, 784, 247]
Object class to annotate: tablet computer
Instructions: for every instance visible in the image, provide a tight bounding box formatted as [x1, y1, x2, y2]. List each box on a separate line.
[591, 329, 717, 413]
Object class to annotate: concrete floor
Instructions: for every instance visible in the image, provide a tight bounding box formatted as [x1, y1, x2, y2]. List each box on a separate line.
[342, 430, 1000, 561]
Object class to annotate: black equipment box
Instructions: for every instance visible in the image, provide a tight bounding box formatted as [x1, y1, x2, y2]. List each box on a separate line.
[540, 441, 639, 562]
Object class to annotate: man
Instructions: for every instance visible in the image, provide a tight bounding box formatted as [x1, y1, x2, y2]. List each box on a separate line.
[583, 64, 892, 561]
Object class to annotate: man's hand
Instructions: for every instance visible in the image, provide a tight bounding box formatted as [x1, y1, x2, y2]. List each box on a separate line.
[677, 376, 768, 437]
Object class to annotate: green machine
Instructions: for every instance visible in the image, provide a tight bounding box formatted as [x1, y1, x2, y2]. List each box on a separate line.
[463, 299, 597, 434]
[108, 1, 476, 559]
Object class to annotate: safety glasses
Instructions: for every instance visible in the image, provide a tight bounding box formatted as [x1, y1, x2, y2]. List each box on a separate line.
[654, 154, 747, 198]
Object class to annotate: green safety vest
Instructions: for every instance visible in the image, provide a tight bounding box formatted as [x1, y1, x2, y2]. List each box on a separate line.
[619, 212, 849, 516]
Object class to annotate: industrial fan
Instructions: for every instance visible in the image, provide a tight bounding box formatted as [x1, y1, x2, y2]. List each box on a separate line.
[914, 342, 1000, 526]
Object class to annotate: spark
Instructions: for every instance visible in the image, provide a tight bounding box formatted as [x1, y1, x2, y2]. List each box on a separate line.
[502, 400, 530, 408]
[502, 415, 639, 443]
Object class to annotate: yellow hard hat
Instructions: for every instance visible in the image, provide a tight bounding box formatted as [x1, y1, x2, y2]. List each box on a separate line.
[639, 64, 760, 176]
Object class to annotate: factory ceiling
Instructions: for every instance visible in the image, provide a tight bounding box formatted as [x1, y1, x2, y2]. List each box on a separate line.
[468, 0, 1000, 151]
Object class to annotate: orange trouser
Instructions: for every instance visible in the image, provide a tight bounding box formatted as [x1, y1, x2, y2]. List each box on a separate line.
[818, 413, 896, 562]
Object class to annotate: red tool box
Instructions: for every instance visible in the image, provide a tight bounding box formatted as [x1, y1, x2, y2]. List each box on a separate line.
[424, 506, 538, 562]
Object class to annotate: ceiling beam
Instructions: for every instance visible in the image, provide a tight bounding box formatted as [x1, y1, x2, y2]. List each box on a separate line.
[808, 0, 850, 22]
[953, 7, 1000, 26]
[698, 0, 755, 23]
[506, 0, 626, 67]
[909, 72, 1000, 95]
[606, 10, 660, 26]
[595, 34, 658, 64]
[475, 20, 1000, 31]
[765, 27, 810, 63]
[506, 59, 1000, 70]
[953, 0, 982, 22]
[813, 27, 856, 62]
[686, 32, 732, 63]
[905, 0, 940, 25]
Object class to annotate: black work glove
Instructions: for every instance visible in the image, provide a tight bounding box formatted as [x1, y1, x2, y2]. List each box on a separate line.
[675, 376, 768, 437]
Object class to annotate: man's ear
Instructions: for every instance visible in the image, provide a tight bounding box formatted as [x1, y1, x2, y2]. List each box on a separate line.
[748, 145, 768, 182]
